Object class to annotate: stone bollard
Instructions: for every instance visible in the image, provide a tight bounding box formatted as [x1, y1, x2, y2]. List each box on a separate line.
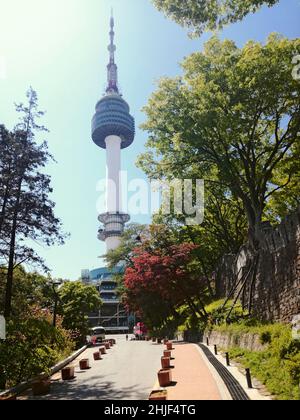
[166, 342, 173, 351]
[61, 366, 75, 381]
[79, 359, 90, 370]
[93, 352, 101, 361]
[149, 390, 168, 400]
[161, 357, 171, 369]
[99, 346, 106, 355]
[157, 369, 172, 387]
[32, 378, 51, 396]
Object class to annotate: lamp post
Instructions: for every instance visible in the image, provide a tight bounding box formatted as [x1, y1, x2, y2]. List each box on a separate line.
[52, 280, 62, 328]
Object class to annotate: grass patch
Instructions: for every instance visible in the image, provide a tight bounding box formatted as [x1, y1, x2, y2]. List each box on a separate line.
[214, 322, 300, 400]
[205, 298, 248, 328]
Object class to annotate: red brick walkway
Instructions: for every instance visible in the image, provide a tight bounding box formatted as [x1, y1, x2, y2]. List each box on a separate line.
[166, 343, 222, 400]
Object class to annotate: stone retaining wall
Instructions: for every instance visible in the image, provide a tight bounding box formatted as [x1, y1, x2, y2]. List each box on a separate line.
[205, 330, 267, 352]
[215, 208, 300, 323]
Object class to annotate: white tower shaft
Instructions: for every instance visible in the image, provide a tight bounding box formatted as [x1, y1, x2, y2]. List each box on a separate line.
[105, 135, 121, 213]
[105, 135, 122, 252]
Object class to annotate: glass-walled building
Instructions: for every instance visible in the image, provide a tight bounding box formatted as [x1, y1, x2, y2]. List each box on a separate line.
[81, 267, 130, 333]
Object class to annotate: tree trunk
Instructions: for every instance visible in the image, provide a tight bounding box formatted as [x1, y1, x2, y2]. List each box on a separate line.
[4, 217, 17, 319]
[200, 262, 214, 298]
[186, 297, 206, 320]
[186, 227, 214, 297]
[4, 179, 22, 319]
[244, 201, 263, 251]
[0, 180, 10, 235]
[248, 254, 259, 315]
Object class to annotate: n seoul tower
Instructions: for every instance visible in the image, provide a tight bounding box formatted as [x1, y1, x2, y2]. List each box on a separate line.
[92, 13, 135, 252]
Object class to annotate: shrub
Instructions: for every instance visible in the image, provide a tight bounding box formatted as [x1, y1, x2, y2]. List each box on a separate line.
[0, 307, 74, 390]
[260, 331, 272, 345]
[214, 322, 300, 400]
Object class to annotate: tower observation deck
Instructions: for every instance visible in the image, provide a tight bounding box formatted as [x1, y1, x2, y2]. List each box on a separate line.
[92, 13, 135, 252]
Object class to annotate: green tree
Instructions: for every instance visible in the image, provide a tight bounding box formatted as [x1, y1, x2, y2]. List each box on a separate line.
[138, 35, 300, 250]
[58, 281, 102, 347]
[0, 88, 67, 318]
[264, 141, 300, 222]
[0, 266, 53, 318]
[152, 178, 247, 296]
[105, 223, 148, 269]
[152, 0, 279, 35]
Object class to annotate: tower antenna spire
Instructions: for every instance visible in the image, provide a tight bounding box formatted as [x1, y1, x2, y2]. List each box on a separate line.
[106, 11, 118, 94]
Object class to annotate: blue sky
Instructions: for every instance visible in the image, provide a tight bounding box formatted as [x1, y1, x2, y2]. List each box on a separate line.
[0, 0, 299, 279]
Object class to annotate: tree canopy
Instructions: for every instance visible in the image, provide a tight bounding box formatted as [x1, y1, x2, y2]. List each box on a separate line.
[58, 281, 102, 346]
[124, 242, 208, 332]
[138, 35, 300, 249]
[152, 0, 279, 35]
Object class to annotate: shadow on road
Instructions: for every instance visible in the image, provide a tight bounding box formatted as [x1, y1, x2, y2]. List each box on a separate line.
[28, 376, 150, 400]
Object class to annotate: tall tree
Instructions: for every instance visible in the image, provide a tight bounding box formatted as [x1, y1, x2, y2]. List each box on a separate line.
[0, 126, 13, 236]
[152, 0, 279, 35]
[58, 281, 102, 346]
[138, 35, 300, 250]
[0, 88, 66, 318]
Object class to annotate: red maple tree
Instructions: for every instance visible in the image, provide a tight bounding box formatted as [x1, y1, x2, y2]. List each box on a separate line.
[124, 243, 208, 324]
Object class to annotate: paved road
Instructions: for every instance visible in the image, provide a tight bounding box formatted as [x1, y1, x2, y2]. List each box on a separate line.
[28, 335, 164, 400]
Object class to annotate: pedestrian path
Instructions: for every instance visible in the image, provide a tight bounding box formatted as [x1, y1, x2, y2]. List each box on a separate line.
[161, 342, 223, 400]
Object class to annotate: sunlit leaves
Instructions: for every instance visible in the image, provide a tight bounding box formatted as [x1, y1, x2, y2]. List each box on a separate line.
[152, 0, 279, 35]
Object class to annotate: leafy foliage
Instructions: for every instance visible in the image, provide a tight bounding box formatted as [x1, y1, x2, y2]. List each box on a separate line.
[124, 242, 209, 333]
[0, 307, 74, 390]
[152, 0, 279, 35]
[139, 35, 300, 249]
[153, 185, 248, 297]
[215, 322, 300, 400]
[0, 266, 57, 318]
[105, 223, 148, 269]
[58, 281, 102, 347]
